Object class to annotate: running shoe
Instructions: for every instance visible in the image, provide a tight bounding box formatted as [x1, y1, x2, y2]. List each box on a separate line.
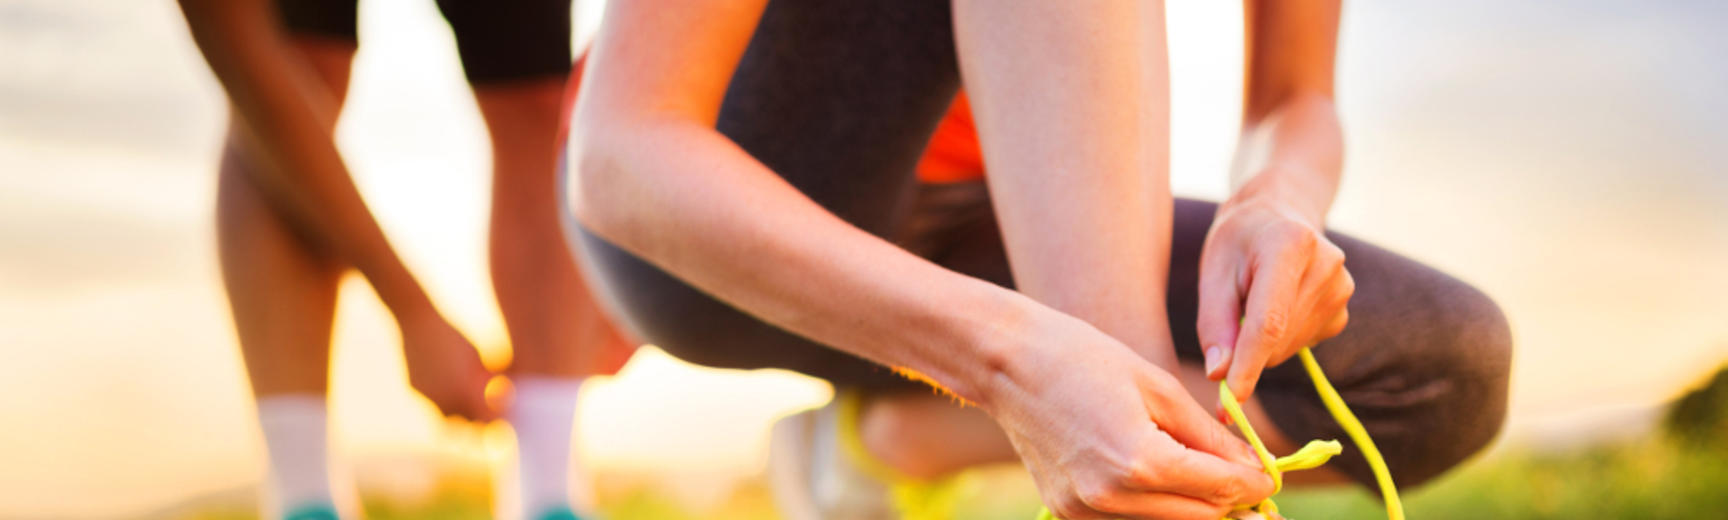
[768, 392, 971, 520]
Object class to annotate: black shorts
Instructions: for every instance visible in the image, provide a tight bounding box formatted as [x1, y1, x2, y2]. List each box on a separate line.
[276, 0, 572, 83]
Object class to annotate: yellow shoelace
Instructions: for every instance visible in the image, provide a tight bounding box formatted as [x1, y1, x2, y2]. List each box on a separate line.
[1035, 347, 1405, 520]
[835, 393, 973, 520]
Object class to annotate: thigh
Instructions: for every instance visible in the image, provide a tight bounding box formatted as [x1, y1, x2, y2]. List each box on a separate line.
[573, 0, 963, 392]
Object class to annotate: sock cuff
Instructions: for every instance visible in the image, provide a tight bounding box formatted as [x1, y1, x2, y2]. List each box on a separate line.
[510, 376, 584, 416]
[256, 395, 328, 426]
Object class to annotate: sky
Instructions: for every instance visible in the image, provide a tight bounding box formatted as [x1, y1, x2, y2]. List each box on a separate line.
[0, 0, 1724, 517]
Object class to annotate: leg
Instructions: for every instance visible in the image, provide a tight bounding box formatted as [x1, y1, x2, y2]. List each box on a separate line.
[476, 76, 622, 380]
[473, 67, 616, 520]
[216, 24, 357, 519]
[223, 38, 356, 400]
[1169, 198, 1513, 489]
[437, 1, 618, 517]
[867, 191, 1514, 491]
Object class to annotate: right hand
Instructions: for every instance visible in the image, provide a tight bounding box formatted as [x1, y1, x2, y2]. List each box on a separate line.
[399, 311, 499, 423]
[983, 314, 1275, 520]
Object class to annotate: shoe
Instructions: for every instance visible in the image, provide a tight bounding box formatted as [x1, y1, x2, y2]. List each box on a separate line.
[281, 503, 339, 520]
[530, 505, 586, 520]
[768, 392, 971, 520]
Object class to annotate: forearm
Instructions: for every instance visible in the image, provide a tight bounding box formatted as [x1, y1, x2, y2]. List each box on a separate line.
[953, 0, 1177, 368]
[1229, 93, 1343, 226]
[573, 120, 1034, 404]
[180, 0, 435, 318]
[1235, 0, 1344, 226]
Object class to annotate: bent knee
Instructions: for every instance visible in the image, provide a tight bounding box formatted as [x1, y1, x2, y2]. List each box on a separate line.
[1390, 281, 1513, 488]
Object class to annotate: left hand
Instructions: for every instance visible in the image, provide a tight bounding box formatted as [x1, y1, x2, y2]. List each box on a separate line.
[1196, 174, 1354, 401]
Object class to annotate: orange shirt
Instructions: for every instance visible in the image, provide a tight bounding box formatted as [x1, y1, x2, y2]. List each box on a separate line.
[915, 93, 986, 183]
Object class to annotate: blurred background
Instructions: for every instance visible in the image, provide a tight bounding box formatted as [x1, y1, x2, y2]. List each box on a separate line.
[1, 0, 1724, 518]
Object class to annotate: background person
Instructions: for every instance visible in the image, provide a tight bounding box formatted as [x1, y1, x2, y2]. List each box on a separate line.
[175, 1, 630, 519]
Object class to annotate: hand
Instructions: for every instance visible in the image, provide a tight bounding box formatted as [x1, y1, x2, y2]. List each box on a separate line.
[1197, 175, 1354, 400]
[985, 313, 1274, 520]
[399, 311, 500, 422]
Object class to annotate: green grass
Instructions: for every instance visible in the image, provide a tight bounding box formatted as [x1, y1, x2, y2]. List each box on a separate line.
[176, 437, 1728, 519]
[1275, 438, 1728, 520]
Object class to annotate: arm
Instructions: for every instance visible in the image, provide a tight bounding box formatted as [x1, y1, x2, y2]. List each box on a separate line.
[1198, 0, 1352, 399]
[572, 0, 1012, 403]
[178, 0, 437, 321]
[178, 0, 497, 420]
[575, 1, 1268, 518]
[953, 1, 1178, 370]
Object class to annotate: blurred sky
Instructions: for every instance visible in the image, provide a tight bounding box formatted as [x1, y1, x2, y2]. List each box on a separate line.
[1, 0, 1725, 517]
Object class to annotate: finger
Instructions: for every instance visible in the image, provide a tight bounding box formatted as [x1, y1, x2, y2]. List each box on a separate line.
[1228, 247, 1305, 400]
[1196, 247, 1244, 381]
[1317, 307, 1348, 342]
[484, 374, 514, 418]
[1125, 438, 1275, 507]
[1146, 375, 1260, 468]
[468, 373, 502, 422]
[1075, 487, 1232, 520]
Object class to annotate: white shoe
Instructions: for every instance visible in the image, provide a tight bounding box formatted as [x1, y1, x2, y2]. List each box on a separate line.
[768, 392, 974, 520]
[769, 393, 898, 520]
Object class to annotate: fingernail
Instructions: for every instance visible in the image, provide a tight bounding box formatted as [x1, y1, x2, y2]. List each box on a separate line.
[1204, 345, 1225, 377]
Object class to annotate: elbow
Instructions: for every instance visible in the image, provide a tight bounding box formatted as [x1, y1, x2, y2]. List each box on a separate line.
[568, 132, 628, 241]
[567, 118, 657, 245]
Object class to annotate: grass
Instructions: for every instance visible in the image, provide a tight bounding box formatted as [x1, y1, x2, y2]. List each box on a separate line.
[180, 363, 1728, 519]
[175, 437, 1728, 520]
[1276, 438, 1728, 519]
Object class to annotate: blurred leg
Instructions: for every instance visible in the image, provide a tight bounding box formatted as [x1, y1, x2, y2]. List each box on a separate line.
[476, 77, 628, 382]
[217, 36, 356, 518]
[474, 76, 620, 519]
[222, 37, 355, 399]
[442, 0, 616, 515]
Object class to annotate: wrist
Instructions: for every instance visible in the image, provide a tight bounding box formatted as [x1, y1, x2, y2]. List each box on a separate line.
[920, 283, 1041, 411]
[1225, 168, 1330, 228]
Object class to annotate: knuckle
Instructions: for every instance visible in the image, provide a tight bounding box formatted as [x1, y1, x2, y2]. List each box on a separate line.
[1210, 476, 1245, 504]
[1074, 482, 1116, 511]
[1286, 224, 1319, 250]
[1321, 241, 1346, 266]
[1258, 309, 1289, 344]
[1125, 456, 1164, 488]
[1327, 316, 1349, 337]
[1338, 270, 1357, 297]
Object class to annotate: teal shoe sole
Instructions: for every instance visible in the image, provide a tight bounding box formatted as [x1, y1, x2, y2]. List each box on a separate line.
[282, 504, 339, 520]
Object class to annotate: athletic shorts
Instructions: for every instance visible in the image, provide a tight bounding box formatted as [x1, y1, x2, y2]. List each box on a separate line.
[276, 0, 573, 83]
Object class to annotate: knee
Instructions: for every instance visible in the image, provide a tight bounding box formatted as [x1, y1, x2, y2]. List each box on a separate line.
[1394, 280, 1514, 487]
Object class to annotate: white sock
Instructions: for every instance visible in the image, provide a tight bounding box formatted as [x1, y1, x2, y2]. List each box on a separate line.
[256, 395, 335, 517]
[511, 377, 588, 518]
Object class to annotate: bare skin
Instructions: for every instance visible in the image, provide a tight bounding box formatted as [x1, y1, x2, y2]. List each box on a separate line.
[217, 38, 354, 399]
[182, 1, 628, 422]
[574, 0, 1346, 518]
[477, 79, 633, 381]
[865, 0, 1355, 490]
